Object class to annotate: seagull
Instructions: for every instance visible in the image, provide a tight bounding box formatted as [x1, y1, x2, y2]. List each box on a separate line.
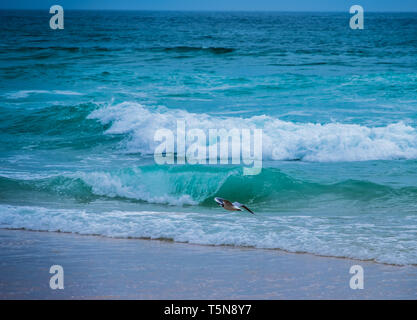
[214, 197, 254, 214]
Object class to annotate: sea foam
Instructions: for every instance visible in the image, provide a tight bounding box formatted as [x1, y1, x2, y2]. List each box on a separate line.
[3, 90, 83, 99]
[88, 102, 417, 162]
[1, 204, 416, 266]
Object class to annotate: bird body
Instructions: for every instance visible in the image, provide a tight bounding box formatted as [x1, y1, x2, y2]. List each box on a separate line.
[214, 197, 254, 214]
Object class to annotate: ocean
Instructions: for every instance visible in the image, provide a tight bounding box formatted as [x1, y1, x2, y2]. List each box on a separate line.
[0, 10, 416, 265]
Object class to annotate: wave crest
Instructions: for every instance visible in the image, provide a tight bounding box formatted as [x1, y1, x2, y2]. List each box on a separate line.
[1, 166, 417, 206]
[88, 102, 417, 162]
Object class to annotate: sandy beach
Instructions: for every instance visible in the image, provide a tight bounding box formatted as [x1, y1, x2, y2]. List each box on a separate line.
[0, 228, 415, 299]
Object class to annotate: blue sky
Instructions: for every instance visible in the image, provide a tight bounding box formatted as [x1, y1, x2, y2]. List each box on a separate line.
[1, 0, 417, 11]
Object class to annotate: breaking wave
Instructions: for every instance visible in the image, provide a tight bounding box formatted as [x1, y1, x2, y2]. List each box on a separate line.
[1, 166, 416, 206]
[89, 102, 417, 162]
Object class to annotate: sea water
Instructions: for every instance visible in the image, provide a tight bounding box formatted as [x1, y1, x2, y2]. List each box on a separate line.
[0, 11, 416, 265]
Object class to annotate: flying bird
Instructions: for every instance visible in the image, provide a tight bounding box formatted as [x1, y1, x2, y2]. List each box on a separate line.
[214, 197, 254, 214]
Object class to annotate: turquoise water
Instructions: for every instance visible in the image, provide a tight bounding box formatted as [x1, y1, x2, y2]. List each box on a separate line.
[0, 11, 417, 265]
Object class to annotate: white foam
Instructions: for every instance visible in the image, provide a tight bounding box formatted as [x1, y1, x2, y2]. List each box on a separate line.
[75, 170, 198, 206]
[1, 204, 416, 265]
[88, 101, 417, 162]
[4, 90, 83, 99]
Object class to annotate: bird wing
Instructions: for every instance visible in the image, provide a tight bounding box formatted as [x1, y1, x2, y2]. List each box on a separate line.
[232, 202, 255, 214]
[241, 205, 254, 214]
[214, 197, 224, 205]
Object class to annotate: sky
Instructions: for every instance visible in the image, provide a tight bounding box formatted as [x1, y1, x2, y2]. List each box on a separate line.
[1, 0, 417, 11]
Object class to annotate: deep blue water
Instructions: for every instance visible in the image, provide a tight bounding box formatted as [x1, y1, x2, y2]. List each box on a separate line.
[0, 11, 416, 264]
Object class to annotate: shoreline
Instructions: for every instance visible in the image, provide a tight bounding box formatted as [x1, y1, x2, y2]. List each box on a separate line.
[2, 227, 410, 268]
[0, 228, 416, 299]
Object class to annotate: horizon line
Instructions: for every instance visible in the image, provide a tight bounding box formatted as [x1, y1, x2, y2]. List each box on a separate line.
[1, 8, 417, 13]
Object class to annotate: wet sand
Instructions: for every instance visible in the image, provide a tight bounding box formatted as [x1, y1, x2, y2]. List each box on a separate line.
[0, 228, 416, 299]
